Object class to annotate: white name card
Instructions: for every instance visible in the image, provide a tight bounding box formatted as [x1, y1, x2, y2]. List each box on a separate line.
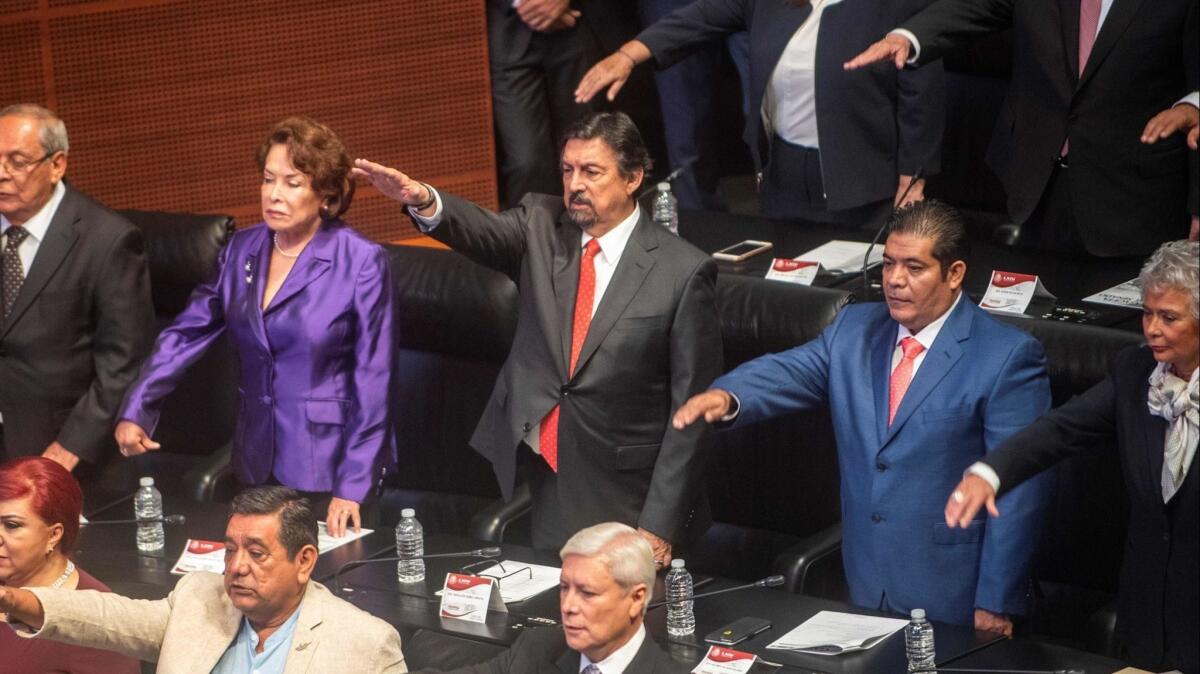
[765, 259, 820, 285]
[439, 572, 507, 623]
[979, 270, 1056, 315]
[692, 646, 759, 673]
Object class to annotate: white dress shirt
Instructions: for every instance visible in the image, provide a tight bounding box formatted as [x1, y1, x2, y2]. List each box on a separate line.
[410, 189, 641, 451]
[0, 180, 67, 276]
[579, 624, 647, 674]
[890, 290, 962, 376]
[0, 180, 67, 426]
[763, 0, 843, 149]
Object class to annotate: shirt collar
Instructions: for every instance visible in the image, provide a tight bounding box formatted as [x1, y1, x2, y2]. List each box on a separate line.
[242, 601, 303, 652]
[581, 205, 640, 267]
[1, 181, 67, 244]
[896, 291, 963, 351]
[579, 623, 646, 674]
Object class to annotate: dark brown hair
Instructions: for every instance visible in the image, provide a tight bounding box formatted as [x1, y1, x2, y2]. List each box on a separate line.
[256, 116, 355, 221]
[229, 486, 318, 561]
[560, 111, 653, 179]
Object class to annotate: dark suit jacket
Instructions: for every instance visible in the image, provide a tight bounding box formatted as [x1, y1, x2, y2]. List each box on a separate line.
[904, 0, 1199, 256]
[417, 193, 722, 544]
[984, 346, 1197, 673]
[418, 626, 687, 674]
[0, 184, 153, 463]
[637, 0, 944, 210]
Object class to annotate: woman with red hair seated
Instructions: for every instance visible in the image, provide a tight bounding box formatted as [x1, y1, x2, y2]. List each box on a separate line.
[0, 456, 139, 673]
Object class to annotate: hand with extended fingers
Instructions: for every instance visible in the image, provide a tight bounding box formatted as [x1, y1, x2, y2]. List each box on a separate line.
[351, 159, 434, 212]
[574, 41, 652, 104]
[943, 474, 1000, 529]
[671, 389, 734, 430]
[843, 33, 913, 71]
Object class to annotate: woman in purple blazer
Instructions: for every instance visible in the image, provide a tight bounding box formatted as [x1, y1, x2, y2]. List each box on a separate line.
[115, 118, 396, 536]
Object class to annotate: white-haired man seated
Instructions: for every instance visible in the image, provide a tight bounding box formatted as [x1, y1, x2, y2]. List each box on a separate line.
[417, 521, 687, 673]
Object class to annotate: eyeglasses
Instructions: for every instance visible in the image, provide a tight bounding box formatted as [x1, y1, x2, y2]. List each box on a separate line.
[0, 153, 54, 176]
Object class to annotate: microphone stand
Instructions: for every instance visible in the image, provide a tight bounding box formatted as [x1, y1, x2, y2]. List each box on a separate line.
[862, 168, 923, 301]
[647, 575, 785, 609]
[636, 157, 698, 201]
[83, 515, 187, 525]
[333, 547, 502, 594]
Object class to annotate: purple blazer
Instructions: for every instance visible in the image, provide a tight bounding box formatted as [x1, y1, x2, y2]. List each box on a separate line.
[120, 221, 396, 502]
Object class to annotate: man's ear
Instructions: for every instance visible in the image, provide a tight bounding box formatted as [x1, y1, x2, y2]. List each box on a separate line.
[628, 583, 649, 621]
[295, 545, 319, 584]
[625, 168, 644, 197]
[947, 259, 967, 290]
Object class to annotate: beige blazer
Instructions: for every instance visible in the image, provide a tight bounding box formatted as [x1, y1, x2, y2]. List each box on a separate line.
[23, 571, 407, 674]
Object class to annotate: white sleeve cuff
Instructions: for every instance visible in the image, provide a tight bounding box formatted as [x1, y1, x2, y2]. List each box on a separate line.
[889, 28, 921, 64]
[408, 187, 444, 231]
[965, 462, 1001, 493]
[1175, 91, 1199, 109]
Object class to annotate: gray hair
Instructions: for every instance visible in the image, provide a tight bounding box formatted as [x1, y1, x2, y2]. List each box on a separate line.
[560, 522, 656, 612]
[560, 112, 652, 179]
[1139, 240, 1199, 319]
[229, 486, 319, 560]
[0, 104, 70, 156]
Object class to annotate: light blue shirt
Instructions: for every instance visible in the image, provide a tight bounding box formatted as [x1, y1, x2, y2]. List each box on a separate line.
[211, 606, 302, 674]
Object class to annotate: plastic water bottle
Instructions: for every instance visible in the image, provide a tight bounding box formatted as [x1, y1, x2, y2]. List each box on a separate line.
[665, 558, 695, 636]
[905, 608, 936, 672]
[134, 477, 165, 553]
[394, 508, 425, 583]
[652, 182, 679, 235]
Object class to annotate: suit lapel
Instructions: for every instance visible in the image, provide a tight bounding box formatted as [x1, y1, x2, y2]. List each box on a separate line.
[571, 216, 658, 378]
[553, 218, 581, 379]
[1139, 373, 1168, 503]
[870, 319, 896, 448]
[554, 647, 580, 674]
[193, 603, 242, 673]
[751, 1, 812, 122]
[263, 223, 334, 316]
[1056, 0, 1079, 82]
[1077, 0, 1144, 92]
[283, 589, 322, 674]
[1, 187, 80, 338]
[881, 299, 970, 449]
[244, 228, 273, 350]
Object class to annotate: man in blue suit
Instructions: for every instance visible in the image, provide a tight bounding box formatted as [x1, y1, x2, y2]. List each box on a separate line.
[673, 200, 1052, 635]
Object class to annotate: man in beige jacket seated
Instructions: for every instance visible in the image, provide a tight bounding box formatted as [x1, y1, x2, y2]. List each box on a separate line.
[0, 486, 406, 674]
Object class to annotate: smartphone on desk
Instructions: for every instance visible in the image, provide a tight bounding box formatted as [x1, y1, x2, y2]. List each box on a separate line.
[704, 616, 773, 646]
[713, 240, 773, 262]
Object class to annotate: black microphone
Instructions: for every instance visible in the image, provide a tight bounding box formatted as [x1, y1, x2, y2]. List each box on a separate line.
[636, 156, 699, 200]
[333, 547, 503, 594]
[83, 514, 187, 526]
[647, 575, 785, 609]
[862, 168, 924, 301]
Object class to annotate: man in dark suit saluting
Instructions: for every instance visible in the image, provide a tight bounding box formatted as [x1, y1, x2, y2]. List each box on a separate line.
[846, 0, 1199, 256]
[355, 112, 722, 562]
[0, 104, 153, 471]
[415, 522, 686, 674]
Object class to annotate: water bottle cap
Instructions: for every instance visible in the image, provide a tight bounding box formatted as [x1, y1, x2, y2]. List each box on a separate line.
[401, 508, 415, 518]
[657, 182, 670, 191]
[139, 477, 155, 487]
[670, 558, 685, 568]
[911, 608, 926, 620]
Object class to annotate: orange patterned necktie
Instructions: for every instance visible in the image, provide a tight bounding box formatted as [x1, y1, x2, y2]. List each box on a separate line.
[888, 337, 925, 426]
[539, 239, 602, 471]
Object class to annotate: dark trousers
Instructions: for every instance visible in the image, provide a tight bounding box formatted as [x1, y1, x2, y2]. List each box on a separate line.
[517, 444, 569, 552]
[490, 25, 598, 208]
[761, 136, 891, 229]
[1018, 162, 1088, 256]
[640, 0, 752, 212]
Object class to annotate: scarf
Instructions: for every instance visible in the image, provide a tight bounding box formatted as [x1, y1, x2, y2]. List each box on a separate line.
[1147, 362, 1199, 502]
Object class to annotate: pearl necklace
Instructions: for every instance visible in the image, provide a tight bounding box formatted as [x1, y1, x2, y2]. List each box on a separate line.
[50, 560, 76, 590]
[273, 232, 302, 259]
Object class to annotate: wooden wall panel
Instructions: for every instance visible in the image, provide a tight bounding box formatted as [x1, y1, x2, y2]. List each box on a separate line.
[1, 0, 496, 242]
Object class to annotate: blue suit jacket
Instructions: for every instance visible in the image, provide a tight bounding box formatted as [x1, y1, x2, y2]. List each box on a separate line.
[714, 298, 1052, 625]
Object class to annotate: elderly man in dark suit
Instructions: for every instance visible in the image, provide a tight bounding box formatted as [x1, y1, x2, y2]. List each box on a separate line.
[0, 104, 153, 471]
[415, 522, 686, 674]
[846, 0, 1199, 255]
[356, 112, 722, 561]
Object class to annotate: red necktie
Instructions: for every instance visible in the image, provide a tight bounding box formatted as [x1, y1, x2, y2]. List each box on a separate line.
[888, 337, 926, 426]
[539, 239, 602, 471]
[1063, 0, 1102, 154]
